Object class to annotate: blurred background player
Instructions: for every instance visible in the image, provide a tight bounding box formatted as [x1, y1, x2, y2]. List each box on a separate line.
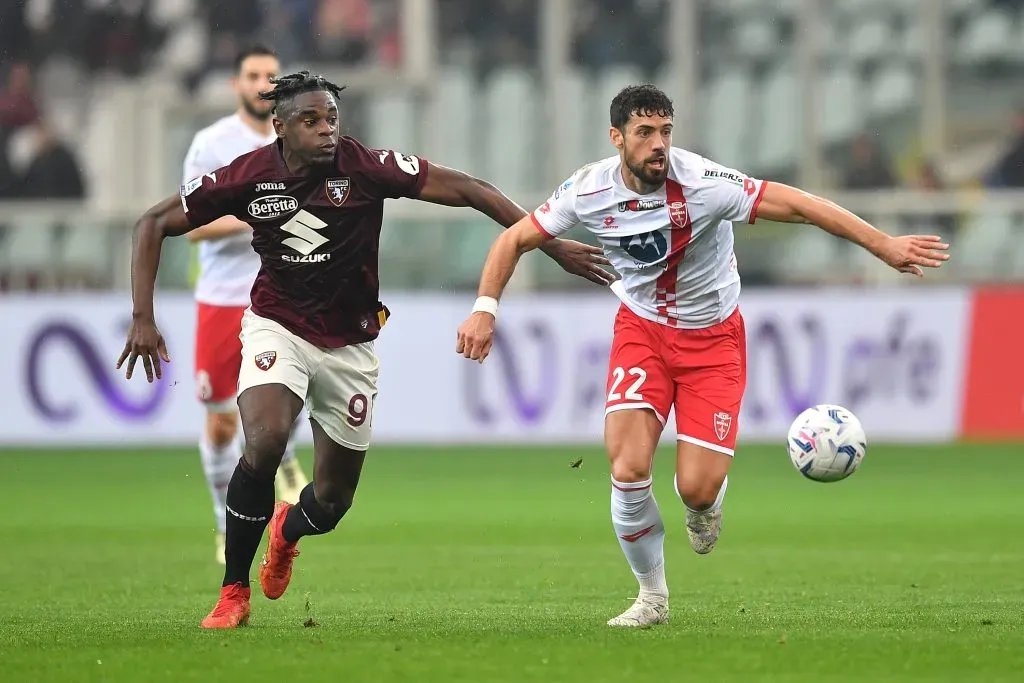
[183, 45, 309, 565]
[456, 84, 950, 628]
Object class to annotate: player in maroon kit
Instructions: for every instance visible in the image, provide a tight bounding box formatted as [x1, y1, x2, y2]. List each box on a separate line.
[116, 72, 612, 629]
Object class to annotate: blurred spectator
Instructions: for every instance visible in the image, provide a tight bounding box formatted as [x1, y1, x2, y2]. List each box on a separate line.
[14, 120, 86, 199]
[573, 0, 667, 73]
[842, 134, 896, 190]
[79, 0, 165, 76]
[312, 0, 373, 64]
[0, 63, 41, 130]
[471, 0, 538, 74]
[987, 109, 1024, 188]
[373, 0, 403, 68]
[0, 62, 41, 198]
[203, 0, 266, 71]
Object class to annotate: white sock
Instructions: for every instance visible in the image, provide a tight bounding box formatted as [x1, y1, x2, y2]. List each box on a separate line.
[281, 439, 296, 465]
[199, 437, 240, 534]
[611, 477, 668, 598]
[678, 475, 729, 514]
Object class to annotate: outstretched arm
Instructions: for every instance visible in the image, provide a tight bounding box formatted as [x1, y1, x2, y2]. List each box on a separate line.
[116, 194, 194, 381]
[455, 217, 549, 362]
[756, 183, 950, 276]
[418, 164, 611, 286]
[185, 216, 251, 242]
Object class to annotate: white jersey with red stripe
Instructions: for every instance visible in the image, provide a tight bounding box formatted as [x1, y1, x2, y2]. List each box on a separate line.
[530, 147, 766, 329]
[182, 113, 277, 307]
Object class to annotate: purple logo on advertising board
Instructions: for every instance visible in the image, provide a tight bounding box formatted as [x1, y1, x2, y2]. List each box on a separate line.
[463, 320, 558, 424]
[24, 320, 170, 422]
[463, 318, 612, 427]
[746, 311, 940, 421]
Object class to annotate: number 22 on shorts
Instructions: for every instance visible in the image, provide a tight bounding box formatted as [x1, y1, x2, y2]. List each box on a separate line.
[608, 366, 647, 402]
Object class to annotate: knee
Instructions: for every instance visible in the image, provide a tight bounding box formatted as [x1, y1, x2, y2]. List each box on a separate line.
[675, 471, 726, 510]
[242, 424, 291, 477]
[205, 412, 238, 449]
[312, 479, 354, 522]
[609, 457, 652, 484]
[604, 411, 660, 483]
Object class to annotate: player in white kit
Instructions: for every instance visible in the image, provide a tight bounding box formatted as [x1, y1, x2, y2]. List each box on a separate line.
[457, 85, 950, 626]
[183, 46, 308, 564]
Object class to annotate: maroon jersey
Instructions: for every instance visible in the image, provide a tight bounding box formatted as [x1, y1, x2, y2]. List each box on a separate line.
[179, 136, 429, 348]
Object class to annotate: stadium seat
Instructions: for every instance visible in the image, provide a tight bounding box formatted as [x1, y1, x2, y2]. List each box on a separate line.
[552, 67, 596, 173]
[956, 10, 1015, 65]
[482, 67, 537, 192]
[953, 210, 1015, 280]
[775, 229, 842, 284]
[820, 66, 861, 146]
[59, 222, 112, 289]
[157, 19, 208, 76]
[902, 19, 926, 59]
[868, 62, 916, 118]
[847, 18, 895, 64]
[366, 91, 416, 155]
[152, 0, 196, 24]
[733, 19, 781, 62]
[2, 218, 56, 290]
[426, 66, 475, 176]
[702, 68, 753, 168]
[591, 65, 644, 159]
[752, 64, 800, 172]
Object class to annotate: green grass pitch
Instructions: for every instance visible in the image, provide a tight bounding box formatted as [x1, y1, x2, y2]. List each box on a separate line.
[1, 444, 1022, 682]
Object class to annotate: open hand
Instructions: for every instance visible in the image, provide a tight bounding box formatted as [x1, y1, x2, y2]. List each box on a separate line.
[456, 312, 495, 363]
[542, 239, 615, 286]
[875, 234, 950, 277]
[116, 315, 170, 382]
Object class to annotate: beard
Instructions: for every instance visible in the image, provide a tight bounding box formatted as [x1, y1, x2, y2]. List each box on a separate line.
[626, 154, 668, 187]
[242, 98, 273, 121]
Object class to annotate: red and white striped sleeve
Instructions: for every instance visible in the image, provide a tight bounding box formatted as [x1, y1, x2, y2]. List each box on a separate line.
[699, 158, 767, 225]
[530, 173, 580, 238]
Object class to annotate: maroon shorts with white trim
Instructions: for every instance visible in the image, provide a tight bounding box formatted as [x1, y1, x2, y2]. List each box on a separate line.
[604, 303, 747, 455]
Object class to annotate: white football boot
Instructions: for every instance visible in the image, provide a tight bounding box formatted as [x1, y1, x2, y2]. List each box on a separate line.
[685, 477, 727, 554]
[607, 593, 669, 627]
[685, 507, 722, 554]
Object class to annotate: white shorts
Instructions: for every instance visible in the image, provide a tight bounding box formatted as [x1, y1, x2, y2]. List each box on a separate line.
[237, 309, 380, 450]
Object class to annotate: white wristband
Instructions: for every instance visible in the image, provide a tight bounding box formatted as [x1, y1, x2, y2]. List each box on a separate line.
[472, 296, 499, 318]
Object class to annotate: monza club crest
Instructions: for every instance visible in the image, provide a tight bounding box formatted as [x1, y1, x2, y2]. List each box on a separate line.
[255, 351, 277, 371]
[326, 177, 351, 207]
[713, 411, 732, 441]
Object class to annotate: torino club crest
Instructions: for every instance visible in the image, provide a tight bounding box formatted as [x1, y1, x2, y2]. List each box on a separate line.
[326, 177, 350, 207]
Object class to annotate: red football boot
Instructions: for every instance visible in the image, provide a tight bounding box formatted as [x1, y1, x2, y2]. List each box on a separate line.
[200, 583, 251, 629]
[259, 501, 300, 600]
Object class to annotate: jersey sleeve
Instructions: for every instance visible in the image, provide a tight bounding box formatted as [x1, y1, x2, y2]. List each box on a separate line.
[182, 131, 220, 182]
[366, 148, 430, 199]
[699, 158, 768, 224]
[530, 173, 580, 238]
[179, 169, 237, 229]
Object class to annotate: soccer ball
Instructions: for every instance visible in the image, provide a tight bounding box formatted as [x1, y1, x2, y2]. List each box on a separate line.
[786, 404, 867, 482]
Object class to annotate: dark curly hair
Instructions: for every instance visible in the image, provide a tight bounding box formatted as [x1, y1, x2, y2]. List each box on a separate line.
[258, 71, 347, 116]
[610, 84, 674, 130]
